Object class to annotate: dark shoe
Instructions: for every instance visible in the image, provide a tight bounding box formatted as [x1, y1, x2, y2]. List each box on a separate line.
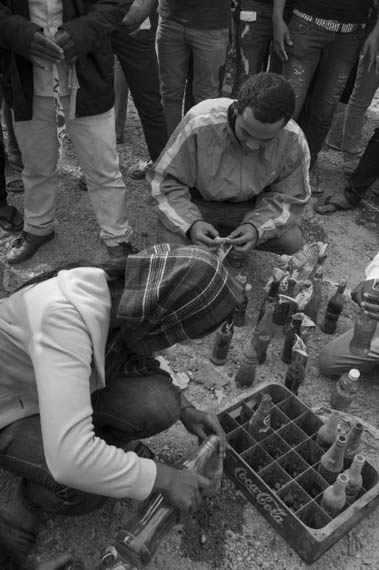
[106, 242, 139, 259]
[129, 159, 153, 180]
[0, 205, 23, 232]
[6, 231, 55, 264]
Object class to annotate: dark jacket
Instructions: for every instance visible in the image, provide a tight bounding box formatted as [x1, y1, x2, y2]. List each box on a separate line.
[0, 0, 124, 121]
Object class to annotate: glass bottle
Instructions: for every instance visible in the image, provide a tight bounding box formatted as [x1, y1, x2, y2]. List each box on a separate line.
[284, 335, 308, 396]
[320, 276, 348, 334]
[349, 279, 379, 355]
[321, 473, 348, 517]
[235, 330, 259, 387]
[318, 434, 347, 483]
[254, 303, 274, 364]
[233, 273, 249, 327]
[258, 279, 280, 322]
[316, 410, 340, 451]
[114, 436, 222, 569]
[304, 266, 323, 324]
[247, 393, 273, 440]
[281, 312, 303, 364]
[210, 320, 234, 365]
[344, 454, 365, 504]
[345, 422, 364, 461]
[330, 368, 360, 412]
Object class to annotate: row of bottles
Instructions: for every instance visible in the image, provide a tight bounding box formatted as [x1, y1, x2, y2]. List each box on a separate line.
[321, 454, 366, 517]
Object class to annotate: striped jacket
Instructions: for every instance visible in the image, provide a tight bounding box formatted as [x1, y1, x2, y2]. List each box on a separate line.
[148, 98, 311, 245]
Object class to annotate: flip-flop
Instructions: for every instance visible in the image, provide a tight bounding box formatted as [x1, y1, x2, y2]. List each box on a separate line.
[6, 172, 24, 193]
[0, 205, 23, 231]
[314, 193, 353, 215]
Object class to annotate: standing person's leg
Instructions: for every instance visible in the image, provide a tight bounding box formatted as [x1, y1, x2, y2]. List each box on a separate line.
[344, 125, 379, 205]
[2, 100, 23, 171]
[0, 130, 23, 231]
[64, 100, 134, 249]
[157, 18, 191, 136]
[114, 56, 129, 144]
[301, 29, 366, 165]
[190, 27, 229, 104]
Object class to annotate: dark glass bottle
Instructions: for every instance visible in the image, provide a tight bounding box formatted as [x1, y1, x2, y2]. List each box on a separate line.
[320, 276, 348, 334]
[281, 312, 303, 364]
[344, 454, 365, 504]
[247, 393, 273, 440]
[316, 410, 340, 451]
[349, 279, 379, 355]
[210, 320, 234, 365]
[233, 273, 249, 327]
[254, 303, 274, 364]
[284, 335, 308, 396]
[318, 434, 347, 483]
[304, 266, 323, 324]
[345, 422, 364, 460]
[115, 436, 222, 569]
[321, 473, 348, 517]
[274, 275, 298, 326]
[330, 368, 360, 412]
[258, 279, 280, 322]
[235, 330, 259, 387]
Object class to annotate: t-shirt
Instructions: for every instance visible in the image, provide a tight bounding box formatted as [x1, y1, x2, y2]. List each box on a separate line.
[160, 0, 230, 29]
[295, 0, 373, 23]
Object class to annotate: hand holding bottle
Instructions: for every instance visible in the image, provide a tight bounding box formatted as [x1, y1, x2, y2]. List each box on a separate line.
[153, 463, 210, 512]
[180, 407, 227, 458]
[351, 279, 379, 320]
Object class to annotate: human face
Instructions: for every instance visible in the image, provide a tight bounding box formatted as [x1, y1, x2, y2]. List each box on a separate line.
[234, 107, 286, 152]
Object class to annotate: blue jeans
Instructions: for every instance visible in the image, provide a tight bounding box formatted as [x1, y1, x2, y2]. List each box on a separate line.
[157, 18, 229, 135]
[344, 124, 379, 206]
[282, 14, 367, 164]
[0, 363, 181, 516]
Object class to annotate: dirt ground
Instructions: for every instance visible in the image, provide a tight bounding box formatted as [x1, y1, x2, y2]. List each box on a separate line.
[1, 86, 379, 570]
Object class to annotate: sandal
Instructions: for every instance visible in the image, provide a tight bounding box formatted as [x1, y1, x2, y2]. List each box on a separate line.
[314, 193, 354, 215]
[0, 205, 23, 231]
[6, 172, 24, 193]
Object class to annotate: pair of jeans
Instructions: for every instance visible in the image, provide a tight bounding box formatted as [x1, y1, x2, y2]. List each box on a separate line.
[112, 27, 168, 161]
[157, 194, 304, 255]
[282, 14, 367, 164]
[0, 369, 181, 516]
[157, 18, 229, 135]
[13, 96, 133, 246]
[344, 124, 379, 206]
[0, 127, 6, 207]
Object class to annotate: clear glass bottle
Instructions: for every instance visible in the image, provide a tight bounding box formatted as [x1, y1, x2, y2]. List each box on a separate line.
[255, 303, 274, 364]
[344, 454, 365, 504]
[258, 279, 280, 322]
[247, 393, 273, 441]
[349, 279, 379, 355]
[330, 368, 360, 412]
[235, 330, 259, 387]
[316, 410, 340, 451]
[114, 436, 222, 569]
[321, 473, 348, 517]
[345, 422, 364, 460]
[210, 320, 234, 365]
[318, 434, 347, 483]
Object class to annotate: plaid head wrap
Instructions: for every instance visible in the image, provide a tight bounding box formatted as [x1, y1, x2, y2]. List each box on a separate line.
[117, 244, 243, 354]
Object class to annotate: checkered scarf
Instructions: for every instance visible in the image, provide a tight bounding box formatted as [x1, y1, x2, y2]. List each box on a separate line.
[117, 244, 243, 354]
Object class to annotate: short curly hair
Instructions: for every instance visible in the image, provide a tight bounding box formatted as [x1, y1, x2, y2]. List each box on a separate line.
[236, 73, 296, 124]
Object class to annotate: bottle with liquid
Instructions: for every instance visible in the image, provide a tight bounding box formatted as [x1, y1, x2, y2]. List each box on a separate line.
[235, 331, 259, 387]
[281, 312, 303, 364]
[114, 436, 222, 569]
[248, 393, 273, 440]
[210, 320, 234, 365]
[233, 273, 249, 327]
[345, 422, 364, 460]
[349, 278, 379, 355]
[258, 279, 280, 322]
[304, 266, 323, 324]
[318, 434, 347, 483]
[321, 473, 348, 517]
[284, 335, 308, 396]
[320, 276, 348, 334]
[316, 410, 340, 451]
[344, 454, 365, 504]
[254, 303, 274, 364]
[330, 368, 360, 412]
[273, 275, 298, 326]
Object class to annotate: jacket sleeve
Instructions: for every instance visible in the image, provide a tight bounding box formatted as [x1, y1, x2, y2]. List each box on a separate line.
[147, 113, 205, 237]
[365, 251, 379, 281]
[29, 302, 156, 500]
[61, 0, 124, 60]
[242, 129, 311, 244]
[0, 4, 40, 59]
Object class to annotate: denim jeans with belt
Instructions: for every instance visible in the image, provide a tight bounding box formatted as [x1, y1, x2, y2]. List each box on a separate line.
[282, 14, 367, 164]
[344, 124, 379, 206]
[0, 367, 181, 515]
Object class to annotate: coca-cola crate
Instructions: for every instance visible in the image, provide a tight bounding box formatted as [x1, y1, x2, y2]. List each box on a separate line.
[219, 383, 379, 564]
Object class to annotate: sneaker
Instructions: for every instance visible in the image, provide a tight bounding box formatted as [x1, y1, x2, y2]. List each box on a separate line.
[129, 159, 153, 180]
[6, 231, 55, 264]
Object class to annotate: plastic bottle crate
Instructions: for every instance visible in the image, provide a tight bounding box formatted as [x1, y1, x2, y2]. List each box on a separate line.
[218, 383, 379, 564]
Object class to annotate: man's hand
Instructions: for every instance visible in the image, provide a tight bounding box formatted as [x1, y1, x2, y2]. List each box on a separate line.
[360, 27, 379, 73]
[180, 407, 227, 458]
[273, 18, 293, 61]
[351, 279, 379, 321]
[226, 223, 258, 253]
[153, 463, 210, 512]
[189, 221, 220, 251]
[54, 29, 78, 62]
[30, 31, 64, 68]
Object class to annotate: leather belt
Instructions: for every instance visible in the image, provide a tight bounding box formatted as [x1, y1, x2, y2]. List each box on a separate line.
[293, 9, 365, 33]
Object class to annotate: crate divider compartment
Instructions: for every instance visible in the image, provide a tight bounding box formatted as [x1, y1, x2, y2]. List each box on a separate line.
[271, 407, 289, 431]
[296, 500, 332, 530]
[295, 438, 324, 467]
[227, 427, 256, 455]
[219, 411, 239, 434]
[259, 462, 291, 493]
[229, 404, 254, 426]
[277, 422, 307, 447]
[259, 383, 289, 405]
[295, 411, 322, 437]
[261, 432, 291, 461]
[277, 396, 308, 420]
[278, 480, 312, 513]
[241, 444, 272, 473]
[278, 449, 309, 479]
[296, 467, 329, 500]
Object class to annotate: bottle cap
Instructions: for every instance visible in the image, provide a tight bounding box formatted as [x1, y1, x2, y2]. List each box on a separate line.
[348, 369, 360, 381]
